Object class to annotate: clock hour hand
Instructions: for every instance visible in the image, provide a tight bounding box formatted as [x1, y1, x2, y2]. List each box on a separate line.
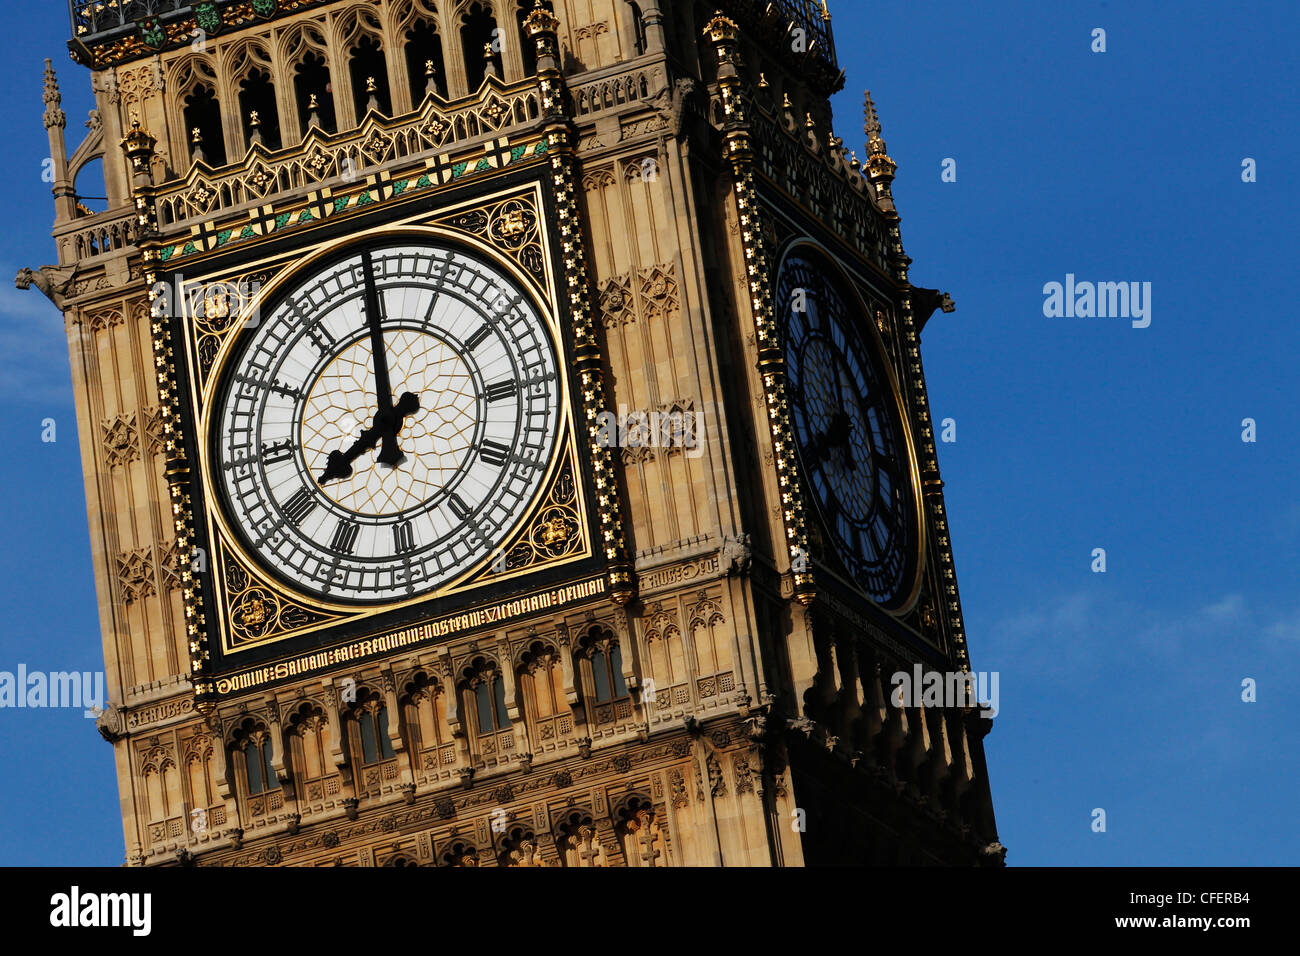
[319, 422, 381, 484]
[319, 390, 421, 484]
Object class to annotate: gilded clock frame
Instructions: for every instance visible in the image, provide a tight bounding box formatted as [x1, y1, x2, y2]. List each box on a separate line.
[182, 191, 595, 661]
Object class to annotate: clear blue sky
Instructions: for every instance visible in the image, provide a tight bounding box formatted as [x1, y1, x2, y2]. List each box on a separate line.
[0, 0, 1295, 865]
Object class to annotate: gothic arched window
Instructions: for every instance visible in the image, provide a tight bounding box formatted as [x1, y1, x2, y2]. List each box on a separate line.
[519, 640, 573, 748]
[627, 1, 648, 57]
[515, 0, 543, 76]
[349, 34, 393, 118]
[229, 719, 278, 797]
[460, 2, 501, 92]
[182, 84, 227, 165]
[238, 68, 282, 150]
[294, 51, 337, 133]
[404, 18, 448, 101]
[402, 671, 455, 775]
[344, 689, 397, 794]
[460, 656, 511, 743]
[578, 627, 631, 724]
[287, 702, 332, 789]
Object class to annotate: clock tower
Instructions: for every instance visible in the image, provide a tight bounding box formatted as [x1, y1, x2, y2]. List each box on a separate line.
[29, 0, 1003, 865]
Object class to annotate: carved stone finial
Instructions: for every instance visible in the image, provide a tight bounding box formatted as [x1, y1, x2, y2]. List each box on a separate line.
[482, 42, 501, 79]
[862, 89, 897, 215]
[42, 58, 65, 131]
[864, 90, 889, 153]
[522, 0, 559, 37]
[702, 12, 738, 43]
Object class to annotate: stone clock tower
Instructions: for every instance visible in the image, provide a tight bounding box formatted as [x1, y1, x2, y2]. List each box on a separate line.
[27, 0, 1003, 866]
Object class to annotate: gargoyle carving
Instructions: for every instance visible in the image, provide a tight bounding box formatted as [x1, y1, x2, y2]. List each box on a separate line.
[16, 265, 77, 311]
[911, 286, 956, 336]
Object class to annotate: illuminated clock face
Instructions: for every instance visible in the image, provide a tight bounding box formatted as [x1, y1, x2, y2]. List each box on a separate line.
[777, 249, 917, 606]
[212, 240, 561, 604]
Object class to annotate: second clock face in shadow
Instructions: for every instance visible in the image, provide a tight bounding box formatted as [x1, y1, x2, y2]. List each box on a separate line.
[777, 247, 917, 608]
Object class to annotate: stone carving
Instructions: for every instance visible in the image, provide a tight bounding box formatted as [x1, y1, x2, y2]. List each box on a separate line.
[15, 266, 77, 311]
[115, 548, 155, 604]
[102, 413, 140, 467]
[720, 533, 752, 577]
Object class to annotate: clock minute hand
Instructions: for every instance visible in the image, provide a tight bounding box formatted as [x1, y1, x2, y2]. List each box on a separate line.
[360, 249, 408, 468]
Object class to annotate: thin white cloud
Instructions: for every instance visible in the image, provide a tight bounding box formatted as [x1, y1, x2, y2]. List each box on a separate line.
[984, 588, 1290, 680]
[0, 264, 75, 407]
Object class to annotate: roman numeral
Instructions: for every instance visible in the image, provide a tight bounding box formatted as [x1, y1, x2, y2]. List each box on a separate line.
[304, 322, 335, 354]
[261, 440, 294, 465]
[484, 379, 517, 403]
[480, 439, 511, 467]
[393, 520, 416, 555]
[447, 493, 471, 521]
[282, 488, 317, 526]
[464, 324, 493, 352]
[330, 519, 360, 555]
[267, 378, 302, 400]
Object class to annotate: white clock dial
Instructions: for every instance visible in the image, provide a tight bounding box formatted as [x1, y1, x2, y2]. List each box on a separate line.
[212, 240, 561, 604]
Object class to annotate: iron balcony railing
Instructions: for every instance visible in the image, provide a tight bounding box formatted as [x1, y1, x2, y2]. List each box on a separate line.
[71, 0, 837, 76]
[716, 0, 839, 76]
[69, 0, 190, 39]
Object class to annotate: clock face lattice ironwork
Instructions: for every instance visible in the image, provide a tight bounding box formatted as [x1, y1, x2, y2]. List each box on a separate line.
[777, 247, 918, 607]
[211, 239, 561, 604]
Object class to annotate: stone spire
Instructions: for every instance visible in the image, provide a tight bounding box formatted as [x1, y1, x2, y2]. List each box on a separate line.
[863, 89, 897, 218]
[43, 59, 66, 131]
[42, 59, 75, 222]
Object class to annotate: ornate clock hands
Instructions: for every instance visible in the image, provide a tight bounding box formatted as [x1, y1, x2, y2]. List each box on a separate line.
[319, 391, 421, 484]
[833, 368, 858, 472]
[318, 250, 421, 485]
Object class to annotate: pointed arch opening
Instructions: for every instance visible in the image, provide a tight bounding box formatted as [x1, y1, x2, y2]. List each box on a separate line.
[238, 68, 282, 150]
[349, 34, 393, 118]
[404, 18, 448, 102]
[515, 0, 542, 76]
[294, 51, 337, 133]
[182, 84, 227, 166]
[460, 2, 502, 92]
